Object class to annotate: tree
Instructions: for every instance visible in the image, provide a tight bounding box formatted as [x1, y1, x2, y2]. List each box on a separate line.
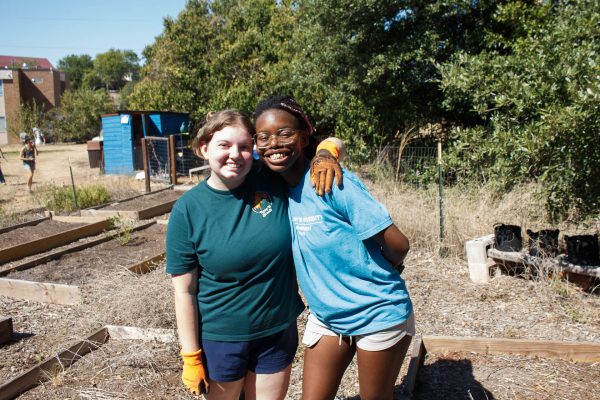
[57, 54, 94, 89]
[129, 0, 298, 119]
[7, 100, 47, 139]
[55, 88, 114, 142]
[440, 0, 600, 219]
[90, 49, 140, 90]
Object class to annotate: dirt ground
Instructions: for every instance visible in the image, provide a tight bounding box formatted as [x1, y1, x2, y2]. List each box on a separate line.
[6, 223, 166, 285]
[103, 189, 182, 211]
[0, 220, 86, 250]
[0, 145, 599, 399]
[0, 143, 152, 214]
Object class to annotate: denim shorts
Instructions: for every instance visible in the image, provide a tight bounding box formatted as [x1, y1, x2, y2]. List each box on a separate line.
[201, 321, 298, 382]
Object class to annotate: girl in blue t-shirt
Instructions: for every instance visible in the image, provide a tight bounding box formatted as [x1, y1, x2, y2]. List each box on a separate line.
[254, 96, 415, 400]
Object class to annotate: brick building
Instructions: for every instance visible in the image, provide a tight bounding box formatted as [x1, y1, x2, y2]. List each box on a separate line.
[0, 55, 69, 144]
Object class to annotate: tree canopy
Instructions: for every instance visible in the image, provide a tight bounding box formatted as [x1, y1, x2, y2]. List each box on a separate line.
[58, 49, 140, 91]
[57, 54, 93, 89]
[121, 0, 600, 219]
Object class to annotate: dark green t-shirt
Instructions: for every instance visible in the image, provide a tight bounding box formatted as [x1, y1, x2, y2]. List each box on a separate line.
[166, 164, 304, 341]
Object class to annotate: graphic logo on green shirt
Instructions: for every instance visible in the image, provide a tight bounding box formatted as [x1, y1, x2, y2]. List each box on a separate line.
[251, 191, 273, 218]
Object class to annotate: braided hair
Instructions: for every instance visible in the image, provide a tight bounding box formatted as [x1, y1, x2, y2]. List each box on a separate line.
[253, 95, 317, 159]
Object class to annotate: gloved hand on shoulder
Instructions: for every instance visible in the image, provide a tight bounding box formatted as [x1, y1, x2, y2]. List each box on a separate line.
[310, 138, 345, 196]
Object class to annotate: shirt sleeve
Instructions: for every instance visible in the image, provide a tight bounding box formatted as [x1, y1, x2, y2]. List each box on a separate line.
[166, 201, 199, 274]
[327, 170, 393, 240]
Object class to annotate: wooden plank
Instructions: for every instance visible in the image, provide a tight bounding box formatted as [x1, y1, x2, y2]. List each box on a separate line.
[49, 215, 109, 224]
[402, 334, 424, 399]
[156, 217, 169, 225]
[78, 209, 139, 219]
[0, 220, 156, 277]
[0, 278, 81, 305]
[0, 216, 51, 235]
[422, 335, 600, 363]
[0, 219, 112, 264]
[0, 317, 13, 344]
[488, 248, 600, 278]
[137, 199, 177, 220]
[86, 186, 173, 210]
[106, 325, 176, 342]
[0, 327, 109, 400]
[128, 252, 165, 274]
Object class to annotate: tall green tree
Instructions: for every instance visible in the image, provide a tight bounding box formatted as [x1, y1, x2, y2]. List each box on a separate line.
[55, 88, 114, 142]
[90, 49, 140, 90]
[440, 0, 600, 218]
[129, 0, 297, 119]
[57, 54, 93, 89]
[283, 0, 512, 157]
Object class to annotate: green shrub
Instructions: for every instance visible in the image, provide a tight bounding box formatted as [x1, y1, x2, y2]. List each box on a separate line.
[106, 214, 135, 246]
[43, 184, 111, 212]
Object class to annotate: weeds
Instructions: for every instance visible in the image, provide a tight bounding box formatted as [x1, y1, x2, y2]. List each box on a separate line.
[42, 184, 111, 212]
[106, 214, 134, 246]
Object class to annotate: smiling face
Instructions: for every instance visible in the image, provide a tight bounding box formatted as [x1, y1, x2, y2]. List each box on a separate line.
[254, 109, 308, 184]
[200, 125, 254, 190]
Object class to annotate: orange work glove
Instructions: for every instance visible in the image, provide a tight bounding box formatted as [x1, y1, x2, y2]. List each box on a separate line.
[310, 140, 344, 196]
[181, 349, 209, 395]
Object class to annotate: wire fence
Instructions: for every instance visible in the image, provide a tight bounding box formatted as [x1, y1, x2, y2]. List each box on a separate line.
[145, 137, 171, 184]
[346, 145, 441, 187]
[172, 134, 206, 176]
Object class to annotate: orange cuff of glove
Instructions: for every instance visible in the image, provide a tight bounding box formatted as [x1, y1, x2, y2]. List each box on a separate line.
[181, 349, 209, 395]
[316, 140, 340, 161]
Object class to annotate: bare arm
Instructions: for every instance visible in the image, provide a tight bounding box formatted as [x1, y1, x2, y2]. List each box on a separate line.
[372, 224, 410, 269]
[171, 270, 200, 352]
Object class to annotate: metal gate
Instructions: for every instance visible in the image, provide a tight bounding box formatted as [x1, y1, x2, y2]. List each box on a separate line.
[144, 136, 171, 183]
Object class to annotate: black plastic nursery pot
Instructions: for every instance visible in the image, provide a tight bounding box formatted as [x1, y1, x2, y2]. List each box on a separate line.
[494, 224, 523, 252]
[527, 229, 560, 257]
[564, 234, 599, 266]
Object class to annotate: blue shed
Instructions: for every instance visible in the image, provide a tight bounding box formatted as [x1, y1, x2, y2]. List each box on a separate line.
[101, 110, 189, 175]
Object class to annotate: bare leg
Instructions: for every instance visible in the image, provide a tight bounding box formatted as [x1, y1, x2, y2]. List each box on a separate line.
[243, 364, 292, 400]
[302, 336, 355, 400]
[356, 335, 412, 400]
[27, 169, 34, 191]
[204, 378, 245, 400]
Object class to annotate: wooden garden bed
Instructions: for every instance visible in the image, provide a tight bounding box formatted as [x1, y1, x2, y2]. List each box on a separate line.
[0, 223, 166, 304]
[0, 220, 111, 265]
[79, 189, 181, 220]
[0, 325, 179, 400]
[413, 336, 600, 400]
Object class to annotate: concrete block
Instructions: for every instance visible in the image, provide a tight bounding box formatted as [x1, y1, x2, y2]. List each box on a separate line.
[466, 234, 495, 284]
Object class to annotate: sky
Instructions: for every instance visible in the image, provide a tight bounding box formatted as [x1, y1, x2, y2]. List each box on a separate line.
[0, 0, 188, 68]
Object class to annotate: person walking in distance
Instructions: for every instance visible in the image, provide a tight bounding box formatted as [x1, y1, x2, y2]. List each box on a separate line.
[0, 145, 7, 185]
[19, 137, 38, 192]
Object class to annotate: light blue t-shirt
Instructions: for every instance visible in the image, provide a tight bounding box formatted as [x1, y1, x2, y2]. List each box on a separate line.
[288, 166, 413, 336]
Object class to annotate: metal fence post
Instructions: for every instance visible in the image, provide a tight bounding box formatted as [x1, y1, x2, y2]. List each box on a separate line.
[142, 138, 151, 193]
[438, 141, 445, 244]
[169, 135, 177, 186]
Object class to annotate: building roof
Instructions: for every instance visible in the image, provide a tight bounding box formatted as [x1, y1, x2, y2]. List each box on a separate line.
[0, 55, 54, 69]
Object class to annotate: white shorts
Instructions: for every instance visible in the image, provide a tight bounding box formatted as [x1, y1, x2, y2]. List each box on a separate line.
[302, 312, 416, 351]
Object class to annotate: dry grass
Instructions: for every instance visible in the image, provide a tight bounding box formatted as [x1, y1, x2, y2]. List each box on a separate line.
[1, 153, 599, 399]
